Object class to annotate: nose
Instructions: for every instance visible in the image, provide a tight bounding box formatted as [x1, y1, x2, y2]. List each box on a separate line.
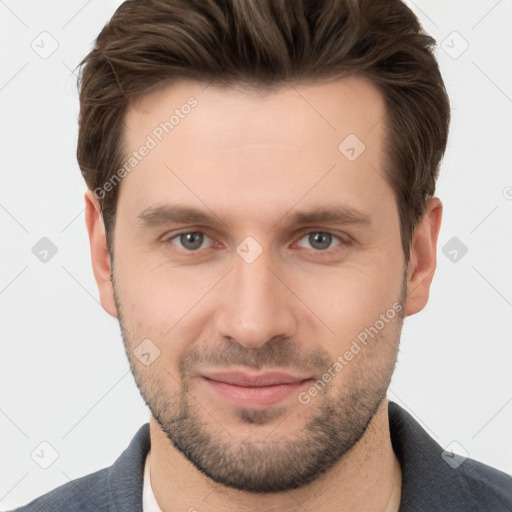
[215, 248, 297, 350]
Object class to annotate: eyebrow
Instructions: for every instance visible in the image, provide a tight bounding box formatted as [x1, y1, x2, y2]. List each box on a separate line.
[135, 204, 372, 229]
[284, 205, 372, 228]
[136, 205, 222, 227]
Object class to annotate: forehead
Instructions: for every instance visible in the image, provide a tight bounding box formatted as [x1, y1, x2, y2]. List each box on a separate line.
[119, 77, 391, 226]
[124, 76, 386, 151]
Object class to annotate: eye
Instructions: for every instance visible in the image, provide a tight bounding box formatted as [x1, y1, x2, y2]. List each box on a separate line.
[168, 231, 213, 251]
[296, 231, 342, 251]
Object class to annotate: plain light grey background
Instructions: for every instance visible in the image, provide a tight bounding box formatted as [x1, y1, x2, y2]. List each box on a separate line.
[1, 0, 511, 509]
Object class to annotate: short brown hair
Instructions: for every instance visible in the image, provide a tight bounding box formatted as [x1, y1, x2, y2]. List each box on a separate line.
[77, 0, 450, 257]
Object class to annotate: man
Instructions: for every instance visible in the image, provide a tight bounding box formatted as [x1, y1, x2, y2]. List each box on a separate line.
[15, 0, 512, 510]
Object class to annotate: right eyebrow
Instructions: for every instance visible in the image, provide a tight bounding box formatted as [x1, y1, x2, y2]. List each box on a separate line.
[136, 204, 224, 228]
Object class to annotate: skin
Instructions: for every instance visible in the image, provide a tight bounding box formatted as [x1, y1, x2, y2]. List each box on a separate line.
[85, 77, 442, 511]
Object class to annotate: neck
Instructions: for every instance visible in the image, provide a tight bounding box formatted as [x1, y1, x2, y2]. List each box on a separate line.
[149, 399, 401, 512]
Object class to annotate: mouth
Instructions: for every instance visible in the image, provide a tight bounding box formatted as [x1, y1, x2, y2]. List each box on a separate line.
[200, 368, 314, 409]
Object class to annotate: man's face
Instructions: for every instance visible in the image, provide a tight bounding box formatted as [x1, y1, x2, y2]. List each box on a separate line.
[110, 77, 407, 492]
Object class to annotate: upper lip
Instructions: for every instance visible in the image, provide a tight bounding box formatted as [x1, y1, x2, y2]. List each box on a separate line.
[201, 369, 312, 387]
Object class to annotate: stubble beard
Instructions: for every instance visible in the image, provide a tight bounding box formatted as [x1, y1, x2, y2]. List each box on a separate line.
[114, 279, 404, 493]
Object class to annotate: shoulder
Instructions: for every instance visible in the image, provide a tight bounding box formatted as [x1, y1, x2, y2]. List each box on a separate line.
[388, 401, 512, 511]
[456, 456, 512, 510]
[14, 468, 110, 512]
[11, 424, 150, 512]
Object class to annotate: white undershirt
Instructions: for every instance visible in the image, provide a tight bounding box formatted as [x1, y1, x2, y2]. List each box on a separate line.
[143, 451, 164, 512]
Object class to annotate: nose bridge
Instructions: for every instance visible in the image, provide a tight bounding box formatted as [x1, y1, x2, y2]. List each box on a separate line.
[216, 247, 296, 348]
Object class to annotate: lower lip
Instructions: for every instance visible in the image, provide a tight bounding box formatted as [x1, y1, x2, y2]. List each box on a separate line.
[202, 377, 311, 409]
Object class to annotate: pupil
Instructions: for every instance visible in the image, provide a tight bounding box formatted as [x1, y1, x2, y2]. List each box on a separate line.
[309, 232, 331, 250]
[181, 232, 203, 250]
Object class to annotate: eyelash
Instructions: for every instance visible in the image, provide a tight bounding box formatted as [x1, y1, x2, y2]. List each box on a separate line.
[163, 229, 348, 253]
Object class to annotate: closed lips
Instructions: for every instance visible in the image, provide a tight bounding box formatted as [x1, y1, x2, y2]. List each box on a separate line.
[201, 371, 312, 387]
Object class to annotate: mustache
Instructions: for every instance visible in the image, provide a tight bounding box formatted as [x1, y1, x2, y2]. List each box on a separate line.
[178, 336, 330, 376]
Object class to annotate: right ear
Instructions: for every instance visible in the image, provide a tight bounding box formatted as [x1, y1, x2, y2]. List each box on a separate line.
[84, 190, 118, 318]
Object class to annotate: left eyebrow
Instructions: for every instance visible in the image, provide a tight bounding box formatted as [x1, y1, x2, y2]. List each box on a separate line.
[282, 205, 373, 229]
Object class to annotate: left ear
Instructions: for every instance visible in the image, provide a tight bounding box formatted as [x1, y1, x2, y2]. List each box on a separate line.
[404, 197, 443, 316]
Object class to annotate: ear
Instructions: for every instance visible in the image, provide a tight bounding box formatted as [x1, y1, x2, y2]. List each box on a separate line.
[84, 190, 118, 318]
[404, 197, 443, 317]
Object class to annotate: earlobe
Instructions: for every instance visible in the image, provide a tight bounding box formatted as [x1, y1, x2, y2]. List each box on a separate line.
[404, 197, 443, 317]
[84, 190, 118, 318]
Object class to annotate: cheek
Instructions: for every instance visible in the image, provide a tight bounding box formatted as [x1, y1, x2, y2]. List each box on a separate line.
[292, 260, 404, 349]
[113, 253, 218, 345]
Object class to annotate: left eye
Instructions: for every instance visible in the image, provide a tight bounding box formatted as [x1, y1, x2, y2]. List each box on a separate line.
[169, 232, 213, 251]
[296, 231, 342, 251]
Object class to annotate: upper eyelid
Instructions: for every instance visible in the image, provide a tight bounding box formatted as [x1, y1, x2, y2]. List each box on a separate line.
[162, 228, 213, 241]
[294, 228, 344, 239]
[293, 230, 344, 249]
[166, 230, 215, 246]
